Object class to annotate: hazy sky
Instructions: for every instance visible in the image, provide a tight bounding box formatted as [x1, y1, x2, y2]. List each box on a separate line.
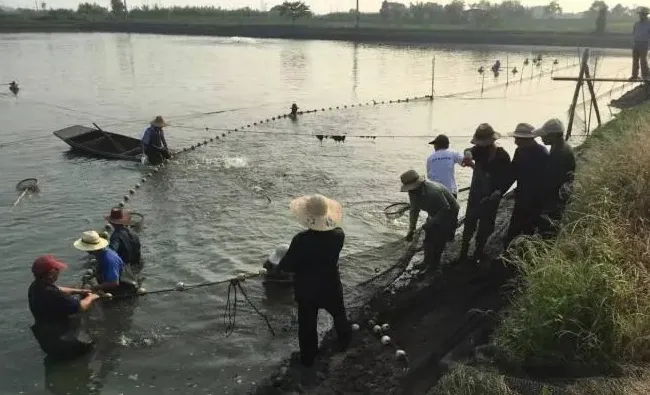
[1, 0, 644, 14]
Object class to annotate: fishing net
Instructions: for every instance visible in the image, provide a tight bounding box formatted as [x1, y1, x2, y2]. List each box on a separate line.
[16, 178, 38, 192]
[384, 202, 411, 220]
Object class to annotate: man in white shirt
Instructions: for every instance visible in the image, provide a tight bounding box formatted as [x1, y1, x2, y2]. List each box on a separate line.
[631, 7, 650, 80]
[426, 134, 464, 198]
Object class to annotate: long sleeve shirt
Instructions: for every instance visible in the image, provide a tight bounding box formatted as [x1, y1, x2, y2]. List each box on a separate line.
[502, 143, 550, 209]
[633, 20, 650, 43]
[426, 149, 464, 194]
[408, 180, 460, 232]
[141, 126, 168, 152]
[545, 141, 576, 209]
[467, 146, 512, 206]
[278, 228, 345, 302]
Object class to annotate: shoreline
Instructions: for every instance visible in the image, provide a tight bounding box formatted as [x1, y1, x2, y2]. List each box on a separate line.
[0, 20, 635, 49]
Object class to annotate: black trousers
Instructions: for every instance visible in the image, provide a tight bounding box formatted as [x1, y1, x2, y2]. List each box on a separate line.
[423, 215, 458, 270]
[461, 199, 500, 259]
[297, 292, 351, 366]
[145, 145, 171, 166]
[505, 201, 542, 247]
[632, 41, 649, 78]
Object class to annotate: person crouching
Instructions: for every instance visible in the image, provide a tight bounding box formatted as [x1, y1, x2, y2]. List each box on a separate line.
[28, 255, 100, 360]
[74, 231, 139, 296]
[277, 194, 352, 367]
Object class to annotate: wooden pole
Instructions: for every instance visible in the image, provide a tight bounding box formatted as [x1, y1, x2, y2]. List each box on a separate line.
[566, 48, 590, 141]
[506, 55, 509, 86]
[355, 0, 360, 29]
[584, 56, 602, 130]
[430, 56, 435, 100]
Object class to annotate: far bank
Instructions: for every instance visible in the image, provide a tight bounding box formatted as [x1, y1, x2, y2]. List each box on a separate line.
[0, 19, 635, 49]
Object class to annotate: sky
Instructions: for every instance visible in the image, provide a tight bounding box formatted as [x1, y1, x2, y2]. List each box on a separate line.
[0, 0, 644, 15]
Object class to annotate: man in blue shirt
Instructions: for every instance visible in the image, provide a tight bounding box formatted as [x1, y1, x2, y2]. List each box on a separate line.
[105, 208, 141, 267]
[74, 230, 138, 295]
[141, 115, 171, 166]
[28, 255, 100, 359]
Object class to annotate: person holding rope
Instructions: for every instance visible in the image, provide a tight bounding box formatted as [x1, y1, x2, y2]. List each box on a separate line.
[28, 255, 100, 359]
[141, 116, 171, 166]
[459, 123, 511, 263]
[426, 134, 464, 198]
[277, 194, 351, 368]
[400, 170, 459, 271]
[74, 231, 139, 296]
[105, 208, 142, 268]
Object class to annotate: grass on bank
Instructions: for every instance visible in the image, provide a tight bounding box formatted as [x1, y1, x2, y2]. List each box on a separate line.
[431, 102, 650, 394]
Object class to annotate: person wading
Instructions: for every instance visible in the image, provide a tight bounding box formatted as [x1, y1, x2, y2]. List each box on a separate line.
[534, 118, 576, 237]
[426, 134, 464, 198]
[74, 231, 139, 296]
[459, 124, 512, 263]
[28, 255, 100, 359]
[502, 123, 550, 246]
[105, 208, 142, 268]
[277, 194, 352, 367]
[631, 7, 650, 81]
[141, 116, 171, 166]
[401, 170, 459, 271]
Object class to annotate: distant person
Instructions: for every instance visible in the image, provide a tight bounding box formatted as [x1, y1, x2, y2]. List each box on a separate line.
[290, 103, 299, 116]
[502, 123, 550, 246]
[426, 134, 464, 198]
[28, 255, 100, 359]
[631, 7, 650, 80]
[74, 231, 139, 296]
[277, 194, 351, 367]
[9, 80, 19, 94]
[141, 116, 171, 166]
[534, 119, 576, 237]
[459, 124, 511, 263]
[400, 170, 459, 271]
[105, 208, 142, 267]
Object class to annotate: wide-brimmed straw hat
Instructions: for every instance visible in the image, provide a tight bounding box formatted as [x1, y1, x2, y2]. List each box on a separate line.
[104, 207, 132, 225]
[268, 244, 289, 265]
[534, 118, 565, 137]
[289, 194, 342, 231]
[638, 6, 649, 15]
[471, 123, 501, 146]
[151, 116, 168, 128]
[73, 230, 109, 252]
[510, 123, 536, 138]
[400, 170, 425, 192]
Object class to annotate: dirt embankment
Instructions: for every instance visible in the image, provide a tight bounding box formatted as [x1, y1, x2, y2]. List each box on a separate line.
[252, 197, 516, 395]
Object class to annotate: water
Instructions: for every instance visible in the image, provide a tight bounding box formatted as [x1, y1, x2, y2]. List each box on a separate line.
[0, 33, 631, 394]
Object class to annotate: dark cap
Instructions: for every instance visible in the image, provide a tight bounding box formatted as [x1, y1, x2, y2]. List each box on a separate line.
[32, 255, 67, 276]
[428, 134, 450, 148]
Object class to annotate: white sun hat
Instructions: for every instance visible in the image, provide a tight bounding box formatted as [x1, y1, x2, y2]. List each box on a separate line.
[289, 194, 343, 231]
[73, 230, 109, 252]
[268, 244, 290, 265]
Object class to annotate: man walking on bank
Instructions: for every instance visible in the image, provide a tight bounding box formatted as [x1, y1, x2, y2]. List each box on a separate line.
[631, 7, 650, 81]
[401, 170, 459, 271]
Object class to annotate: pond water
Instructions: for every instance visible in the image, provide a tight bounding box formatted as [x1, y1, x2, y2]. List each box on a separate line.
[0, 33, 630, 394]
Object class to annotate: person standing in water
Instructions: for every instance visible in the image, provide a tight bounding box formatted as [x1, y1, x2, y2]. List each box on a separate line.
[28, 255, 100, 359]
[141, 116, 171, 166]
[105, 208, 142, 268]
[631, 7, 650, 81]
[278, 194, 351, 367]
[426, 134, 464, 198]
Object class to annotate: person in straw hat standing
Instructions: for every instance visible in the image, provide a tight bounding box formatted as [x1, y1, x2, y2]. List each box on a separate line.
[277, 194, 352, 367]
[400, 169, 459, 271]
[459, 123, 512, 263]
[141, 115, 171, 166]
[105, 208, 142, 268]
[74, 231, 138, 296]
[631, 7, 650, 81]
[534, 118, 576, 237]
[501, 123, 550, 246]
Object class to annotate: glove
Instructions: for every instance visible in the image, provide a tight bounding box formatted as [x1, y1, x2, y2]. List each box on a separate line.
[140, 154, 148, 165]
[405, 230, 415, 242]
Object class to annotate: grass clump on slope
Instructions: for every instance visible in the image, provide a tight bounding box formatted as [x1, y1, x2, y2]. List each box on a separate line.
[492, 103, 650, 373]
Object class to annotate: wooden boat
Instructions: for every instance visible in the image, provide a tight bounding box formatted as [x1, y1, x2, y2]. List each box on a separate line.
[53, 125, 142, 161]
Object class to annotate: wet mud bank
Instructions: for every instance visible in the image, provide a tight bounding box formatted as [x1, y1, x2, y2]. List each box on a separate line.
[252, 198, 516, 395]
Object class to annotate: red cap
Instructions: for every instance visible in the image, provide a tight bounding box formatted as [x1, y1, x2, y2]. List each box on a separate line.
[32, 255, 68, 276]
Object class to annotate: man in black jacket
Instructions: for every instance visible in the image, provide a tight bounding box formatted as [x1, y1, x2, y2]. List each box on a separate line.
[105, 208, 142, 268]
[278, 194, 351, 367]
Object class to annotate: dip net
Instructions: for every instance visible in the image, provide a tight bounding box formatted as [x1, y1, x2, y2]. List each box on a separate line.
[16, 177, 38, 192]
[383, 202, 411, 220]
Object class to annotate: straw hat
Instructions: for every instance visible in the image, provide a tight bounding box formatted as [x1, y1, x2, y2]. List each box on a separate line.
[400, 170, 425, 192]
[289, 194, 342, 231]
[104, 207, 132, 225]
[268, 244, 289, 265]
[73, 230, 109, 252]
[510, 123, 536, 138]
[638, 6, 649, 15]
[151, 116, 168, 128]
[471, 123, 501, 146]
[534, 118, 565, 137]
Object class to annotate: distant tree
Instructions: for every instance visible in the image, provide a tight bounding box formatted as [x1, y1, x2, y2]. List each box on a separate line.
[380, 0, 389, 20]
[587, 0, 607, 13]
[276, 1, 311, 23]
[544, 0, 562, 17]
[110, 0, 125, 14]
[40, 2, 46, 10]
[444, 0, 465, 24]
[77, 2, 108, 15]
[610, 3, 629, 17]
[595, 3, 608, 34]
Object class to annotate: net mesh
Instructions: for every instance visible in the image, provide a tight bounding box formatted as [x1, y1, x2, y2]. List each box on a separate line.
[383, 202, 411, 220]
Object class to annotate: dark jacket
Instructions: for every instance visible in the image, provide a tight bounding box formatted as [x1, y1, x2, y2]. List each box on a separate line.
[467, 146, 512, 206]
[503, 143, 550, 210]
[109, 227, 141, 266]
[545, 141, 576, 211]
[278, 228, 345, 303]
